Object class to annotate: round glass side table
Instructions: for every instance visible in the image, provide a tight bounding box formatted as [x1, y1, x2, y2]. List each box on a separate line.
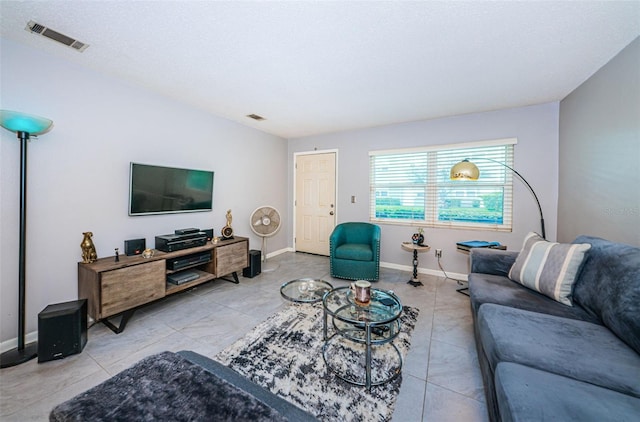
[280, 278, 333, 303]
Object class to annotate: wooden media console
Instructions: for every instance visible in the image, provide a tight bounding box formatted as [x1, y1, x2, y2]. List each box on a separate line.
[78, 237, 249, 333]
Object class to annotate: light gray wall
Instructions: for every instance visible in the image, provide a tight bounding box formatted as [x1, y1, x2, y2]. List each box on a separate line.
[0, 38, 288, 344]
[288, 103, 560, 276]
[558, 37, 640, 246]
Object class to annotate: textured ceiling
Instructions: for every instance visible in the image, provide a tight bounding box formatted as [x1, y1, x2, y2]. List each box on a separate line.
[1, 1, 639, 138]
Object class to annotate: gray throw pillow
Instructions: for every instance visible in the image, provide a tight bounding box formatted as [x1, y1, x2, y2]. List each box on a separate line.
[508, 232, 591, 306]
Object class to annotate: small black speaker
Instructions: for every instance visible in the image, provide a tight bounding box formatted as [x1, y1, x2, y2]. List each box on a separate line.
[38, 299, 87, 363]
[203, 228, 214, 241]
[125, 238, 146, 256]
[243, 249, 261, 278]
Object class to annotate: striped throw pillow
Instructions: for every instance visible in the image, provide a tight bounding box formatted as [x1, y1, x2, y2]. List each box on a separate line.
[508, 232, 591, 306]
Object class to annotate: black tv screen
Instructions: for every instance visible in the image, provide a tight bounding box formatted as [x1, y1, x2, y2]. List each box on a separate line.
[129, 163, 214, 216]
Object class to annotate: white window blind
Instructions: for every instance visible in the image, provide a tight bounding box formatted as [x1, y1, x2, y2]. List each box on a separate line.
[369, 138, 516, 231]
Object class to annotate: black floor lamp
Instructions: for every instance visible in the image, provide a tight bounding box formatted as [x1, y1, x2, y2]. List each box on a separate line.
[450, 158, 546, 240]
[0, 110, 53, 368]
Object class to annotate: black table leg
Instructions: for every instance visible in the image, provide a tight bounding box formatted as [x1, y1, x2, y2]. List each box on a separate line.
[219, 272, 240, 284]
[102, 309, 135, 334]
[407, 249, 423, 287]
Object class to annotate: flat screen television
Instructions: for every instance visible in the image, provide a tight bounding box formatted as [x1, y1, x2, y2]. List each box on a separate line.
[129, 163, 214, 216]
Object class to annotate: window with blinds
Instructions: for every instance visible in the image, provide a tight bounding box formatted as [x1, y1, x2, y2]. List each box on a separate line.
[369, 138, 516, 231]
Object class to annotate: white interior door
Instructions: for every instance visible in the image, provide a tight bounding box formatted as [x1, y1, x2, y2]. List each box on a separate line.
[295, 152, 336, 256]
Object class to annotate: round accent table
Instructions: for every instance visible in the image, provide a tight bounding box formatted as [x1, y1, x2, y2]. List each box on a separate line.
[401, 242, 431, 286]
[280, 278, 333, 303]
[321, 287, 403, 391]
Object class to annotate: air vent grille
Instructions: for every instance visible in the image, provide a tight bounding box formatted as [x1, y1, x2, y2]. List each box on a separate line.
[29, 22, 46, 34]
[25, 20, 89, 52]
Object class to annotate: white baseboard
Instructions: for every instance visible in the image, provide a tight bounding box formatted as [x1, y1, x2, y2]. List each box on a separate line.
[265, 247, 294, 259]
[282, 247, 469, 281]
[380, 261, 468, 281]
[1, 331, 38, 354]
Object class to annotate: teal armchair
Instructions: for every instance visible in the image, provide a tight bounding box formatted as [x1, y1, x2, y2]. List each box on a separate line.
[329, 222, 381, 281]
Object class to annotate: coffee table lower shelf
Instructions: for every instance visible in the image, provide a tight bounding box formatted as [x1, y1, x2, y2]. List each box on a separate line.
[322, 331, 402, 390]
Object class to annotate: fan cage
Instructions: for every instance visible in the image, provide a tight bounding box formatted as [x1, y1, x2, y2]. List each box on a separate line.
[250, 206, 281, 237]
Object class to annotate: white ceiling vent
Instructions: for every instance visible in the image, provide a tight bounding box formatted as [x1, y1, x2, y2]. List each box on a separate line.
[25, 20, 89, 52]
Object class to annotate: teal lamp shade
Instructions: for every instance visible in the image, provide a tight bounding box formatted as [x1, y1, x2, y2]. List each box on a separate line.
[0, 110, 53, 136]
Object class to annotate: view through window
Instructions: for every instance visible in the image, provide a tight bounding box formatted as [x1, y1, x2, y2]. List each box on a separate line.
[369, 139, 516, 231]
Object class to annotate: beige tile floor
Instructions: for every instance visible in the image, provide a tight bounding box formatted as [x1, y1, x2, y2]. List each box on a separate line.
[0, 252, 488, 421]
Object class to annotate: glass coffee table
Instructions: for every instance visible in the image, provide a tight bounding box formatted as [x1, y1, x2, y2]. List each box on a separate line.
[280, 278, 333, 303]
[322, 286, 403, 390]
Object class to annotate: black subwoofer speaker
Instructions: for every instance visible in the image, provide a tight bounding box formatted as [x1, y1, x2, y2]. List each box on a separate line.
[38, 299, 87, 363]
[243, 249, 261, 278]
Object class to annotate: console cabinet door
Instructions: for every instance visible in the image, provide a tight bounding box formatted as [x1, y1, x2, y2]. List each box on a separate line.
[215, 241, 248, 277]
[101, 260, 165, 318]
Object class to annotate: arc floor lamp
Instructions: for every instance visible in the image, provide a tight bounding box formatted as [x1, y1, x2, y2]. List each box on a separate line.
[450, 158, 546, 240]
[0, 110, 53, 368]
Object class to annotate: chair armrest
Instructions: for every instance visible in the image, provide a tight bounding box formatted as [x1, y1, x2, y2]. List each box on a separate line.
[329, 225, 344, 254]
[370, 226, 381, 251]
[470, 248, 519, 277]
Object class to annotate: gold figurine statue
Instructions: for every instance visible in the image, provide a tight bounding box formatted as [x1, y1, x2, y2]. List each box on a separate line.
[222, 209, 234, 239]
[80, 232, 98, 263]
[226, 209, 233, 227]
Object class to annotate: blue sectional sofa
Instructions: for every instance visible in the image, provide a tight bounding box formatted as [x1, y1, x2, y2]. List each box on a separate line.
[468, 235, 640, 422]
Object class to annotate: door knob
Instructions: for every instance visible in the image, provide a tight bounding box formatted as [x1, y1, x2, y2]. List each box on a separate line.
[330, 211, 334, 215]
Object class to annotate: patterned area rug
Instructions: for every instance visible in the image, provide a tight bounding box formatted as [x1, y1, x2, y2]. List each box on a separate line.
[215, 302, 420, 422]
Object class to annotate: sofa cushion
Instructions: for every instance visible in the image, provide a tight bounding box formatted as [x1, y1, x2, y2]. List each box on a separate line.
[468, 273, 599, 323]
[508, 232, 591, 305]
[334, 244, 373, 261]
[495, 362, 640, 422]
[477, 304, 640, 398]
[571, 235, 640, 355]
